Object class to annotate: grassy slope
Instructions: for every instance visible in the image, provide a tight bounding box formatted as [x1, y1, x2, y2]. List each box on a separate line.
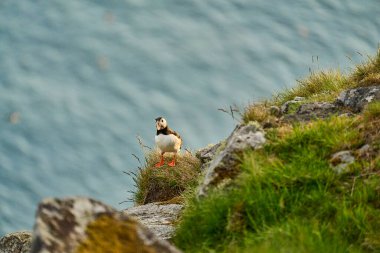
[174, 49, 380, 253]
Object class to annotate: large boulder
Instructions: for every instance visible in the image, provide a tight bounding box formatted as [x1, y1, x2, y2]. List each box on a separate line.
[125, 203, 183, 240]
[335, 85, 380, 112]
[0, 231, 32, 253]
[31, 197, 181, 253]
[198, 122, 266, 197]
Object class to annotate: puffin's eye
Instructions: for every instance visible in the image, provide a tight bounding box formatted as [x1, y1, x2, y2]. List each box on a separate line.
[161, 119, 164, 123]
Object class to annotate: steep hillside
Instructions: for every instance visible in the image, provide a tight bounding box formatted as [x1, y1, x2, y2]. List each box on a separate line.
[171, 49, 380, 253]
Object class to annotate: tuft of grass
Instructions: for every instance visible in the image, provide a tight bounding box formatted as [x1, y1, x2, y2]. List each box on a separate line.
[242, 47, 380, 124]
[134, 150, 201, 205]
[267, 116, 362, 158]
[174, 116, 380, 252]
[350, 48, 380, 86]
[361, 101, 380, 153]
[173, 189, 238, 252]
[242, 218, 363, 253]
[242, 71, 352, 123]
[364, 101, 380, 121]
[357, 73, 380, 87]
[242, 102, 272, 123]
[275, 47, 380, 107]
[274, 70, 351, 106]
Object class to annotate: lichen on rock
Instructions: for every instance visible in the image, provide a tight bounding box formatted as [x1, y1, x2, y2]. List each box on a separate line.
[0, 231, 32, 253]
[335, 85, 380, 112]
[283, 102, 339, 122]
[31, 197, 115, 253]
[76, 213, 180, 253]
[30, 197, 181, 253]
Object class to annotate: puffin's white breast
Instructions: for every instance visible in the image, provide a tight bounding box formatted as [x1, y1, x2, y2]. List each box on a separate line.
[155, 134, 180, 153]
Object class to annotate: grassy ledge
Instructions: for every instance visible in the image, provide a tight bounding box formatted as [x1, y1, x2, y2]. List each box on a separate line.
[133, 150, 201, 205]
[243, 48, 380, 123]
[173, 48, 380, 253]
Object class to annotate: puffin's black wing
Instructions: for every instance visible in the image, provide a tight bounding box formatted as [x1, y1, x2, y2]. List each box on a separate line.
[167, 128, 181, 140]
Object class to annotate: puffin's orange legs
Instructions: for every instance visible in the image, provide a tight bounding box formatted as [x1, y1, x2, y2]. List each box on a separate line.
[155, 153, 165, 168]
[168, 154, 176, 167]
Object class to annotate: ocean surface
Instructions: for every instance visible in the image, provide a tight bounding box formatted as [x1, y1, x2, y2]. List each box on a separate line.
[0, 0, 379, 236]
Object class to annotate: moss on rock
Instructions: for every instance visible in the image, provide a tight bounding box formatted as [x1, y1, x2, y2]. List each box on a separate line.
[76, 214, 154, 253]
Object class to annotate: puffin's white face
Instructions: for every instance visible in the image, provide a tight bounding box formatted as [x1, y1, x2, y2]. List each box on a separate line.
[155, 117, 167, 130]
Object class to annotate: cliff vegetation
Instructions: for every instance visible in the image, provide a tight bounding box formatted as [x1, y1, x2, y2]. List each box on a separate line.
[133, 48, 380, 253]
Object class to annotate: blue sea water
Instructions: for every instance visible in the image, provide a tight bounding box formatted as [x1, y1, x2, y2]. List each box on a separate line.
[0, 0, 379, 236]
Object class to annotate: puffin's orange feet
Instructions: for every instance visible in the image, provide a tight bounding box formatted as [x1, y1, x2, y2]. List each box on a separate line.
[168, 160, 176, 167]
[155, 154, 165, 168]
[155, 161, 165, 168]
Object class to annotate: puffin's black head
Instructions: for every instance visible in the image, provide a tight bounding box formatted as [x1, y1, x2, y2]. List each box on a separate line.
[155, 117, 167, 130]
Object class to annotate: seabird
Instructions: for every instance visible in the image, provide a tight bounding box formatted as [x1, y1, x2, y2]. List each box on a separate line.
[154, 117, 182, 167]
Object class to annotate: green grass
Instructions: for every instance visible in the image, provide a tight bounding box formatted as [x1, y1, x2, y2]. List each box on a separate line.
[126, 49, 380, 253]
[364, 101, 380, 121]
[174, 116, 380, 252]
[134, 150, 201, 205]
[350, 48, 380, 86]
[274, 70, 351, 106]
[173, 49, 380, 252]
[242, 47, 380, 123]
[361, 101, 380, 153]
[241, 218, 364, 253]
[242, 102, 274, 124]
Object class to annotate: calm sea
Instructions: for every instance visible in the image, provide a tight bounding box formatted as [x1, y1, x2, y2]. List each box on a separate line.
[0, 0, 379, 235]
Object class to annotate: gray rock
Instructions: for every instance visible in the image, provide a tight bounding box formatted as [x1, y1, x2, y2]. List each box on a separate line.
[125, 203, 183, 240]
[356, 144, 371, 158]
[280, 86, 380, 122]
[31, 197, 114, 253]
[281, 97, 305, 114]
[293, 96, 306, 102]
[297, 102, 337, 115]
[330, 151, 355, 174]
[31, 197, 181, 253]
[282, 102, 342, 122]
[269, 106, 281, 117]
[335, 85, 380, 112]
[338, 112, 355, 118]
[0, 231, 32, 253]
[198, 122, 266, 197]
[196, 143, 222, 164]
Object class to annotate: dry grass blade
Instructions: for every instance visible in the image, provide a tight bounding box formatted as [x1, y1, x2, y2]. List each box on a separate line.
[136, 135, 152, 150]
[218, 105, 241, 122]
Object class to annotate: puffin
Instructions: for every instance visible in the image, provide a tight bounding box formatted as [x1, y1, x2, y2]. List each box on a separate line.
[155, 117, 182, 167]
